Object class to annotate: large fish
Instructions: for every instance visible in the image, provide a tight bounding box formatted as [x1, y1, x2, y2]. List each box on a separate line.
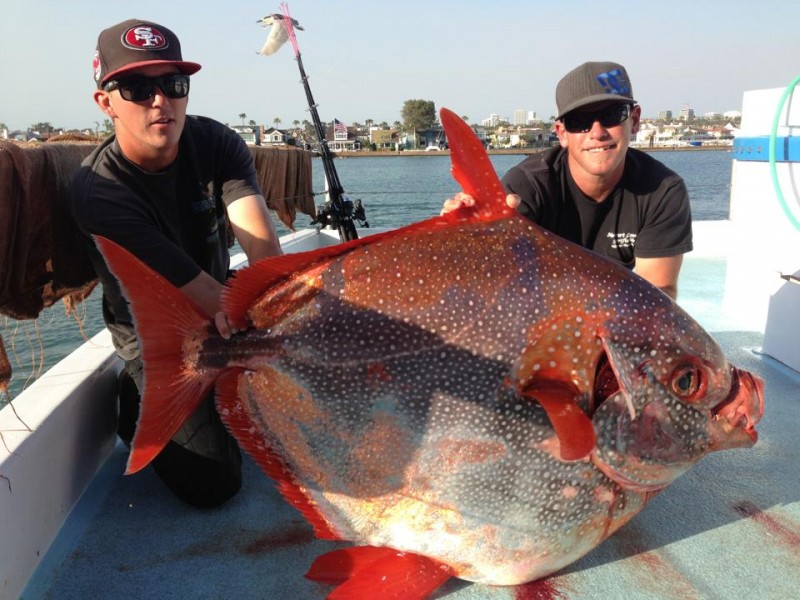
[95, 108, 764, 599]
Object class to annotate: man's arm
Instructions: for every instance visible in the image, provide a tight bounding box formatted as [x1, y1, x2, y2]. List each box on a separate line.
[188, 193, 282, 338]
[635, 255, 684, 300]
[180, 271, 225, 317]
[179, 193, 281, 316]
[227, 193, 283, 262]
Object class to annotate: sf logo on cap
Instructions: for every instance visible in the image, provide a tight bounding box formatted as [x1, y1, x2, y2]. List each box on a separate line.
[124, 26, 168, 49]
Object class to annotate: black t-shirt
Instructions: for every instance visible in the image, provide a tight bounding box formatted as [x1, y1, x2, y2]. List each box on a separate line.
[71, 115, 261, 359]
[501, 146, 693, 269]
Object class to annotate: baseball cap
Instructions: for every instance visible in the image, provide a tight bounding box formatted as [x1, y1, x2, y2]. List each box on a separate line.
[93, 19, 201, 88]
[555, 61, 634, 119]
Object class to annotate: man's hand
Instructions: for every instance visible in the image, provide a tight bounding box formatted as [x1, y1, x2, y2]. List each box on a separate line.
[214, 311, 243, 340]
[440, 192, 520, 216]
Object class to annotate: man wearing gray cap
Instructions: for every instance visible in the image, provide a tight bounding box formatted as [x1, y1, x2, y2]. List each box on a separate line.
[71, 19, 282, 507]
[445, 61, 692, 300]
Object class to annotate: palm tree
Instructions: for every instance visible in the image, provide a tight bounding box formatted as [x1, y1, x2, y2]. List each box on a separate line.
[248, 119, 257, 127]
[239, 113, 246, 125]
[273, 117, 282, 128]
[461, 115, 469, 123]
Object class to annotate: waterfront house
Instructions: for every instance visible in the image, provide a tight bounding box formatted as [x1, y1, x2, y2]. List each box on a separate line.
[263, 127, 289, 147]
[230, 124, 264, 146]
[326, 121, 361, 151]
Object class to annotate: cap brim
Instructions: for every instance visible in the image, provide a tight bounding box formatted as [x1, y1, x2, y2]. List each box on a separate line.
[100, 60, 202, 86]
[557, 94, 632, 120]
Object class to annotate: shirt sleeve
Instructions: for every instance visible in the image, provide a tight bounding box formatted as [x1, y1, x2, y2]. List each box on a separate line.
[217, 126, 263, 206]
[501, 165, 543, 224]
[633, 177, 693, 259]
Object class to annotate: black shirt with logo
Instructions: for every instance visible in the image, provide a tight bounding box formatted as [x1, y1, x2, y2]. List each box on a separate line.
[501, 146, 693, 269]
[71, 115, 261, 359]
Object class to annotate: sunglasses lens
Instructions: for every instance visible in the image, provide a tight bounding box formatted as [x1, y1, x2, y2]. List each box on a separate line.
[118, 81, 154, 102]
[563, 114, 591, 133]
[160, 75, 190, 98]
[112, 74, 190, 102]
[564, 105, 631, 133]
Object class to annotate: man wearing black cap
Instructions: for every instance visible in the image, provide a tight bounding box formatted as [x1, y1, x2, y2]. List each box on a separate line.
[71, 19, 282, 507]
[444, 62, 692, 300]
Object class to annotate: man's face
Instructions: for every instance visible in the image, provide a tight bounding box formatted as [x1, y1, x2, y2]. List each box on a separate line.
[555, 101, 641, 181]
[95, 64, 189, 170]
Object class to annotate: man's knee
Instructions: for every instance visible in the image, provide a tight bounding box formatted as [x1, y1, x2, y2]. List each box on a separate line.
[152, 441, 242, 508]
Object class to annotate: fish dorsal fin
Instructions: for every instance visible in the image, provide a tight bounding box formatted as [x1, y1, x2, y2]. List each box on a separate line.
[306, 546, 454, 599]
[440, 107, 516, 222]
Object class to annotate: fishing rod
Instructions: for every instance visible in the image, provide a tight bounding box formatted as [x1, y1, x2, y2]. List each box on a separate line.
[259, 4, 366, 242]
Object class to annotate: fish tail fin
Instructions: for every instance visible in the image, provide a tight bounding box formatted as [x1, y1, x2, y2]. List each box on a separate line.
[93, 236, 217, 475]
[306, 546, 454, 600]
[440, 107, 515, 222]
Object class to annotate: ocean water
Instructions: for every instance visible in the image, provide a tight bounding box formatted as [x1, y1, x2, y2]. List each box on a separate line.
[1, 150, 732, 401]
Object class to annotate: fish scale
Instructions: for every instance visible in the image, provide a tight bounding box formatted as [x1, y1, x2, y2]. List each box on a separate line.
[94, 107, 764, 597]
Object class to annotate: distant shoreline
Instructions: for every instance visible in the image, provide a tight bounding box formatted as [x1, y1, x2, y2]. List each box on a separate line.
[328, 145, 732, 158]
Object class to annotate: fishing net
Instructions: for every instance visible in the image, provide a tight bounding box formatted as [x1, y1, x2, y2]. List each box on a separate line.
[250, 145, 316, 230]
[0, 139, 315, 393]
[0, 139, 99, 394]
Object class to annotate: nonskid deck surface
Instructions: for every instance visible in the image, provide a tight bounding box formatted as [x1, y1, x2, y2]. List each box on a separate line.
[24, 256, 800, 600]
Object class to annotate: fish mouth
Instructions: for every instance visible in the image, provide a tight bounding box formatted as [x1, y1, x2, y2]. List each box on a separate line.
[710, 367, 764, 447]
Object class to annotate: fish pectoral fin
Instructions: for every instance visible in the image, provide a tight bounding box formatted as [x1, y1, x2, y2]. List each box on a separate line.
[523, 381, 596, 461]
[306, 546, 454, 600]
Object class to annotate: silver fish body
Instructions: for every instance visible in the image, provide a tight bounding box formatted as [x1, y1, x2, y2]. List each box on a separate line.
[201, 216, 762, 584]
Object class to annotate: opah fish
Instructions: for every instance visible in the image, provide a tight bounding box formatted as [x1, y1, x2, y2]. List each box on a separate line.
[95, 108, 764, 599]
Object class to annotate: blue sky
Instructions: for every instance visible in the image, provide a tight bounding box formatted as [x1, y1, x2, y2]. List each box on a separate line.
[2, 0, 799, 131]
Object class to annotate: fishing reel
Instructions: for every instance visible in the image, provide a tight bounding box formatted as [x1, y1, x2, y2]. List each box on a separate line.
[311, 195, 369, 231]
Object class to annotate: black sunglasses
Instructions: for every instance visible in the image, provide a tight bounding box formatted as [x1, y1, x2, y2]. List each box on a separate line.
[104, 73, 190, 102]
[562, 104, 633, 134]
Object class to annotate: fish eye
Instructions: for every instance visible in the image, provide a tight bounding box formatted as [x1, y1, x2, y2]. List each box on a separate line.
[671, 363, 704, 400]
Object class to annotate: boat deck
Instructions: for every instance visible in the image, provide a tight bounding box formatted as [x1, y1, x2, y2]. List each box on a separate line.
[17, 226, 800, 600]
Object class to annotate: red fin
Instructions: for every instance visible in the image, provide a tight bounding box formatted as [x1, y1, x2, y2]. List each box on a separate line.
[224, 110, 511, 324]
[215, 368, 341, 540]
[225, 110, 512, 327]
[223, 216, 473, 328]
[526, 381, 596, 461]
[307, 547, 453, 600]
[305, 546, 397, 583]
[94, 236, 217, 474]
[440, 107, 514, 222]
[224, 230, 406, 329]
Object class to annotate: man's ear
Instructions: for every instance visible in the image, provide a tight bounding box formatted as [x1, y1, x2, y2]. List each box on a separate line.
[93, 90, 116, 119]
[629, 105, 642, 135]
[554, 121, 568, 148]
